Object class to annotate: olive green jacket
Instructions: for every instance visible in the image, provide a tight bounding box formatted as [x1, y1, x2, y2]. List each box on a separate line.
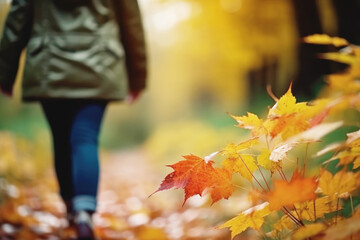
[0, 0, 147, 101]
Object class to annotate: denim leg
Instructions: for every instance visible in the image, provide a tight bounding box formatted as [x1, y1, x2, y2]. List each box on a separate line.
[70, 102, 107, 212]
[42, 100, 107, 213]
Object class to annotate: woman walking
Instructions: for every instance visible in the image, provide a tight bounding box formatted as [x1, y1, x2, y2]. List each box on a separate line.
[0, 1, 147, 239]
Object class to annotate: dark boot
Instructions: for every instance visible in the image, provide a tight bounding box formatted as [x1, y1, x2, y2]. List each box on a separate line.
[74, 211, 95, 240]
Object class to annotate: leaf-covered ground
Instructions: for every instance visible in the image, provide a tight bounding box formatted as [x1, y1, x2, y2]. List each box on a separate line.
[0, 146, 254, 240]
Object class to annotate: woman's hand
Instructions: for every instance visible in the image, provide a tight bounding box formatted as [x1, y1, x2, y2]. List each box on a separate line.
[126, 90, 142, 104]
[0, 83, 13, 97]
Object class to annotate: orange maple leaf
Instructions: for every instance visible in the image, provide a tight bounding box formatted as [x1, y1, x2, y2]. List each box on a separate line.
[267, 169, 318, 211]
[151, 154, 234, 205]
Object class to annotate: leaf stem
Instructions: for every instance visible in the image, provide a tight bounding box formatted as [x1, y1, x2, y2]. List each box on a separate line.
[293, 205, 302, 222]
[313, 199, 317, 221]
[233, 184, 250, 191]
[304, 143, 309, 175]
[277, 169, 287, 181]
[280, 169, 288, 181]
[258, 166, 270, 191]
[282, 207, 303, 226]
[335, 197, 340, 224]
[350, 194, 354, 215]
[238, 154, 265, 191]
[265, 135, 270, 149]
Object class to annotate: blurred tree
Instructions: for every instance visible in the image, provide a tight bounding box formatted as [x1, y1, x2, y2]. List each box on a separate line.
[332, 0, 360, 45]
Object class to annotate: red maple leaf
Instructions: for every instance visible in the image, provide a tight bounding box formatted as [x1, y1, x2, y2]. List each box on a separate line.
[151, 154, 233, 205]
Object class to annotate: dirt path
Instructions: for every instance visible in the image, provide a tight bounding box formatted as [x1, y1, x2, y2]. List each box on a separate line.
[0, 149, 235, 240]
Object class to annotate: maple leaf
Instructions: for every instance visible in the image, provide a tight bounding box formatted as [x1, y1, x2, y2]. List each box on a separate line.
[268, 85, 309, 118]
[257, 149, 280, 173]
[270, 142, 298, 162]
[219, 202, 271, 239]
[231, 113, 264, 136]
[325, 129, 360, 168]
[295, 196, 341, 221]
[268, 114, 309, 140]
[292, 223, 327, 240]
[272, 214, 296, 236]
[320, 52, 360, 65]
[354, 157, 360, 169]
[284, 121, 343, 144]
[346, 129, 360, 145]
[267, 168, 318, 211]
[336, 150, 360, 166]
[151, 154, 234, 204]
[222, 154, 257, 181]
[303, 34, 349, 47]
[318, 169, 360, 198]
[220, 138, 258, 159]
[207, 168, 234, 204]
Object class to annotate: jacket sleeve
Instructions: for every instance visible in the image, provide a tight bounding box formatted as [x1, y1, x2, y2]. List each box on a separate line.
[111, 0, 147, 92]
[0, 0, 33, 89]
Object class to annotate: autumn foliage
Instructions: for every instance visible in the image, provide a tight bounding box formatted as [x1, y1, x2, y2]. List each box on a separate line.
[154, 35, 360, 239]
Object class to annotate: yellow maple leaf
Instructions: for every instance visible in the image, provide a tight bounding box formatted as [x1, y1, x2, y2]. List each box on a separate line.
[220, 138, 259, 158]
[257, 148, 280, 173]
[292, 223, 327, 240]
[219, 202, 271, 239]
[303, 34, 348, 47]
[272, 214, 296, 236]
[328, 74, 360, 94]
[222, 154, 257, 181]
[321, 52, 360, 65]
[231, 113, 264, 136]
[295, 196, 340, 221]
[336, 150, 360, 166]
[354, 157, 360, 169]
[268, 85, 309, 118]
[318, 169, 360, 198]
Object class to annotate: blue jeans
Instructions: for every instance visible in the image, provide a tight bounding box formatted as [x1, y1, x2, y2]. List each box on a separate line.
[41, 100, 107, 213]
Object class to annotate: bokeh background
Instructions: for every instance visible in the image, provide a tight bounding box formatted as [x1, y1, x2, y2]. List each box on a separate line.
[0, 0, 359, 239]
